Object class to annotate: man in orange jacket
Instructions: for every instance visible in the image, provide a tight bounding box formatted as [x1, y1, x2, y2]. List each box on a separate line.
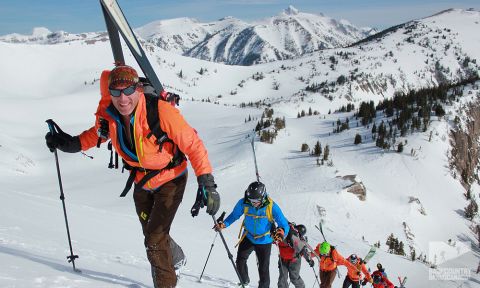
[313, 242, 356, 288]
[45, 64, 220, 288]
[342, 254, 372, 288]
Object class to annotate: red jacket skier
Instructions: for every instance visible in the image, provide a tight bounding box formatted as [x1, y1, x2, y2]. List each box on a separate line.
[371, 270, 394, 288]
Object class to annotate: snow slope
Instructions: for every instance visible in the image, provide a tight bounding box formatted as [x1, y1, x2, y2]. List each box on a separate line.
[0, 8, 479, 288]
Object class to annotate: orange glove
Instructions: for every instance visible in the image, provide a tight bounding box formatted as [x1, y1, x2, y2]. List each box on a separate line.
[213, 221, 226, 231]
[274, 228, 285, 242]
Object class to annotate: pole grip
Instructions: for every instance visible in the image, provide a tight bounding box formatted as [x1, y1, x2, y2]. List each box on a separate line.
[46, 119, 65, 135]
[217, 211, 226, 223]
[46, 119, 56, 133]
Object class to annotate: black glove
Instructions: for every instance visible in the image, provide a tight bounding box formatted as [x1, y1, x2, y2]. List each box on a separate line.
[308, 259, 315, 267]
[191, 173, 220, 217]
[361, 279, 367, 286]
[45, 131, 81, 153]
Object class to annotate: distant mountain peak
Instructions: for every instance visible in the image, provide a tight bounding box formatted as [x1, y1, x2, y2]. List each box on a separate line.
[32, 27, 51, 37]
[284, 5, 299, 16]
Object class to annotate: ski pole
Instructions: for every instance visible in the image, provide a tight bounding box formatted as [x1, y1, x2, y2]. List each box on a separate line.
[250, 131, 260, 182]
[46, 119, 79, 272]
[211, 214, 245, 288]
[199, 212, 225, 281]
[199, 232, 218, 281]
[311, 266, 320, 288]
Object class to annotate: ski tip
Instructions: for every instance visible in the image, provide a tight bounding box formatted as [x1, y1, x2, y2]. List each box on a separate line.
[73, 268, 82, 273]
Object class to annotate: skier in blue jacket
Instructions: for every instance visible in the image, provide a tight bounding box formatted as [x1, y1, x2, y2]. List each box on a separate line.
[215, 181, 290, 288]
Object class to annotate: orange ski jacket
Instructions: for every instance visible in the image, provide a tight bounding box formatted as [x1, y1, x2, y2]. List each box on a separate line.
[313, 244, 356, 272]
[78, 70, 212, 190]
[346, 258, 372, 282]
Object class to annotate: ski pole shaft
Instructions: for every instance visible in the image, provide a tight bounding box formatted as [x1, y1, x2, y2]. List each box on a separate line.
[211, 214, 245, 288]
[199, 231, 218, 281]
[250, 132, 260, 182]
[46, 120, 79, 271]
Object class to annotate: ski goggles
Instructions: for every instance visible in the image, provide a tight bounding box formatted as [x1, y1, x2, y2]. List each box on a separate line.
[109, 84, 138, 97]
[248, 198, 262, 204]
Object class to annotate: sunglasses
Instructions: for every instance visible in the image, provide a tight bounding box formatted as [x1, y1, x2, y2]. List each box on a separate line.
[109, 84, 138, 97]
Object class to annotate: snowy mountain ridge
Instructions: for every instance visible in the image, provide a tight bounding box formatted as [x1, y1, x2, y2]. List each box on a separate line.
[0, 6, 375, 65]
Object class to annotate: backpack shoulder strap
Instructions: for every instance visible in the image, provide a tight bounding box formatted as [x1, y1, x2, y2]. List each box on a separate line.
[144, 94, 167, 144]
[266, 197, 274, 222]
[144, 93, 186, 168]
[243, 205, 249, 215]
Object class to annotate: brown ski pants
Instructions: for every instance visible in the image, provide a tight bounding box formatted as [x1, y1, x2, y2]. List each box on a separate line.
[133, 172, 187, 288]
[320, 269, 337, 288]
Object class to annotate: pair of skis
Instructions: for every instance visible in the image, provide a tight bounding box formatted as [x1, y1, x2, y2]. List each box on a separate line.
[100, 0, 164, 95]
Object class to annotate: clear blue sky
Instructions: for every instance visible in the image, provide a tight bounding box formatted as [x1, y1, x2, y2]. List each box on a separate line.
[1, 0, 478, 35]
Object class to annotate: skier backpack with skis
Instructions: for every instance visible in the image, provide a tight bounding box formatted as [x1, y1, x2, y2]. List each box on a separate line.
[277, 223, 314, 288]
[343, 254, 372, 288]
[371, 270, 395, 288]
[312, 241, 356, 288]
[45, 64, 220, 288]
[214, 181, 290, 288]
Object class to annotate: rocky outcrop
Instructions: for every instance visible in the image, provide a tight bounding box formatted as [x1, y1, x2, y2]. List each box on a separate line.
[450, 99, 480, 191]
[340, 175, 367, 201]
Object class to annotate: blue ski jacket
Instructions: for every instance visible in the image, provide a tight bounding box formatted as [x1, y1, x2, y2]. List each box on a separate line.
[223, 198, 290, 244]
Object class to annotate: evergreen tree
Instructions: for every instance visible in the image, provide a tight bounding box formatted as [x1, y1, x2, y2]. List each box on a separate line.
[263, 119, 271, 129]
[398, 241, 406, 256]
[435, 105, 446, 117]
[465, 199, 479, 220]
[354, 134, 362, 145]
[255, 121, 262, 132]
[397, 142, 404, 153]
[323, 145, 330, 161]
[313, 141, 322, 157]
[386, 233, 395, 253]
